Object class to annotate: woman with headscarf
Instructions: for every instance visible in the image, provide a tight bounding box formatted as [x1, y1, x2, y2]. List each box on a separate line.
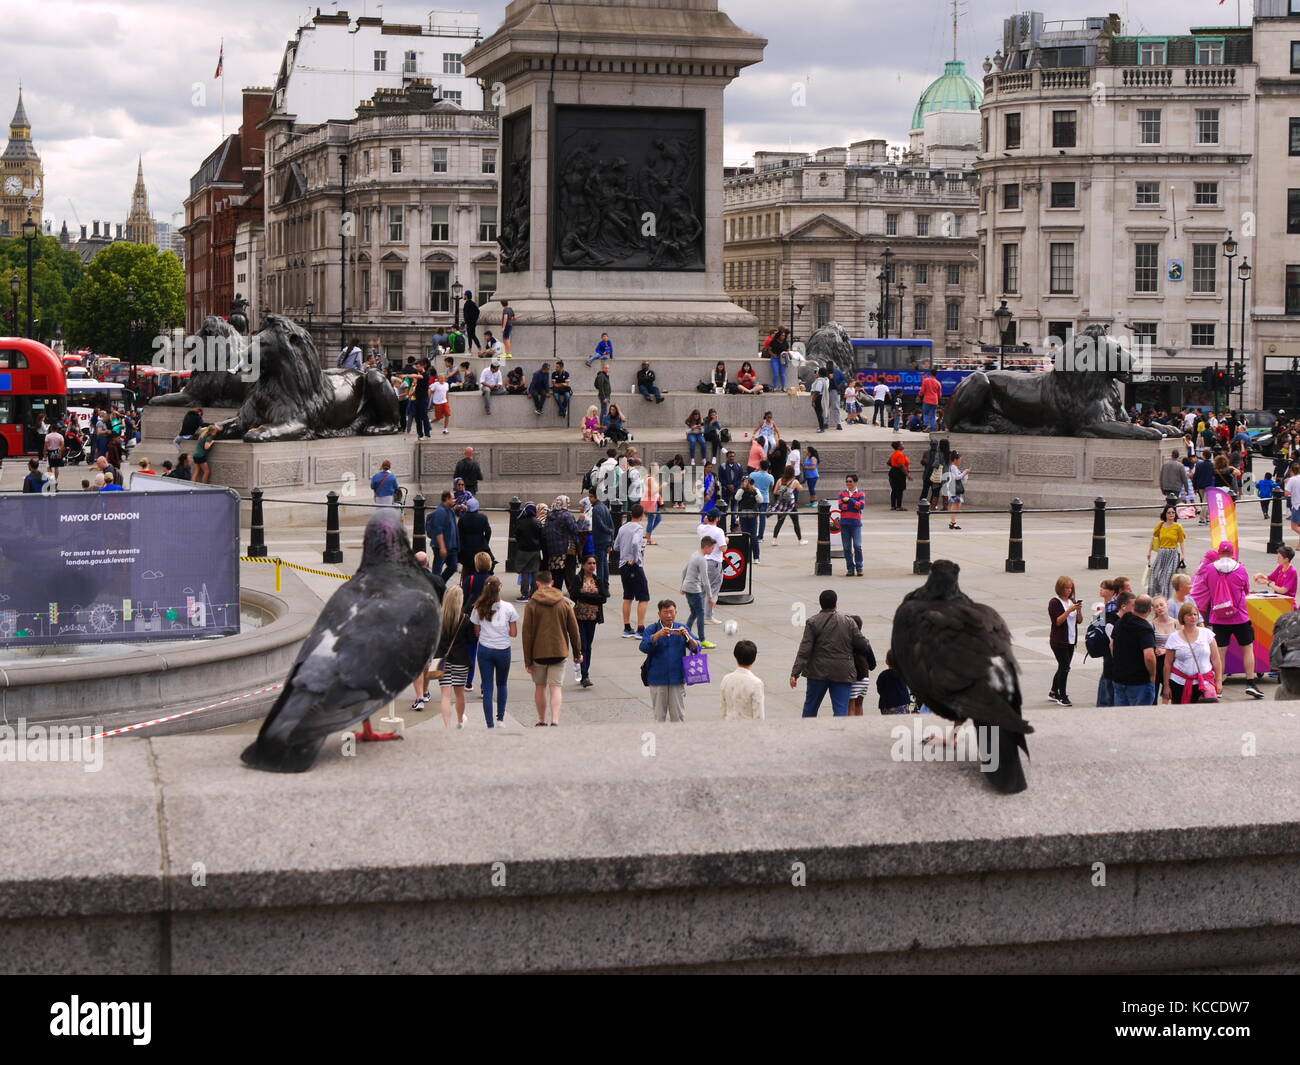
[514, 501, 544, 602]
[544, 495, 581, 590]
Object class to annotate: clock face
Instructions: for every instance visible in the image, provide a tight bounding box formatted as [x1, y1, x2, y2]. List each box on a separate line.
[3, 176, 21, 196]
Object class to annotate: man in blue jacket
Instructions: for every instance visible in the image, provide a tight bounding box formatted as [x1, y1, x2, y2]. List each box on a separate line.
[1191, 448, 1215, 526]
[639, 599, 700, 722]
[426, 490, 461, 581]
[588, 488, 615, 586]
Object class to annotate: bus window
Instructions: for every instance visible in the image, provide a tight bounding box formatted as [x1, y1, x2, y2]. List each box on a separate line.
[0, 396, 10, 424]
[0, 349, 30, 370]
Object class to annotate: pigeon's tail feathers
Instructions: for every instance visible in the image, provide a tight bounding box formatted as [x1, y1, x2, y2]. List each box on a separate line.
[984, 726, 1029, 795]
[240, 688, 330, 773]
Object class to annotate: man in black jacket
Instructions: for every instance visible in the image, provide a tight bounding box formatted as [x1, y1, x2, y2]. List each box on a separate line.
[588, 488, 614, 586]
[457, 504, 493, 574]
[453, 447, 483, 495]
[636, 361, 664, 403]
[789, 589, 875, 717]
[462, 290, 481, 351]
[718, 451, 745, 531]
[529, 363, 551, 415]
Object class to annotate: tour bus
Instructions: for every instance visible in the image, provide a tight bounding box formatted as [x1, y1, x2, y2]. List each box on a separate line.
[0, 337, 67, 458]
[849, 338, 970, 397]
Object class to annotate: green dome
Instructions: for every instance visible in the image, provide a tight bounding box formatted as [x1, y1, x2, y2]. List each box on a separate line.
[911, 60, 984, 130]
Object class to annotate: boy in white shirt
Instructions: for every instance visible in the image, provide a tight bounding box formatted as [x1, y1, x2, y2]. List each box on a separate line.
[429, 374, 452, 435]
[720, 639, 765, 719]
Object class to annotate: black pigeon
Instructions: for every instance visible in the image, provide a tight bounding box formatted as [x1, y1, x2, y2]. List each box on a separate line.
[890, 559, 1032, 793]
[241, 508, 442, 773]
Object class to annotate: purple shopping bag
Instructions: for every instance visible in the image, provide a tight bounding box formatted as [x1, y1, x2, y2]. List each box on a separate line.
[683, 651, 711, 686]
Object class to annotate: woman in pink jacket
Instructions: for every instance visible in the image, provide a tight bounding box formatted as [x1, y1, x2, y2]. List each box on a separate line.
[1192, 541, 1264, 698]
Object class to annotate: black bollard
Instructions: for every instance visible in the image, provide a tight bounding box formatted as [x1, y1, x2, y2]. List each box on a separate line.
[1164, 490, 1179, 512]
[1267, 483, 1285, 555]
[1005, 498, 1026, 573]
[506, 496, 521, 573]
[246, 487, 268, 558]
[913, 497, 932, 575]
[412, 494, 427, 555]
[323, 490, 343, 564]
[815, 499, 831, 576]
[1087, 496, 1108, 570]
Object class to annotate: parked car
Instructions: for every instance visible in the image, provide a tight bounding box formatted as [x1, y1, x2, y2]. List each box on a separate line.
[1239, 410, 1280, 455]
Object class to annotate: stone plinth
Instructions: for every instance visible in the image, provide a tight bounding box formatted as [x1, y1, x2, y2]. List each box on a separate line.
[462, 0, 767, 361]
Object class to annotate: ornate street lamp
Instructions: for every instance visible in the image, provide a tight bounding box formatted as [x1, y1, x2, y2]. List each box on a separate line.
[994, 298, 1014, 371]
[22, 211, 37, 339]
[1238, 258, 1251, 409]
[786, 281, 797, 346]
[1222, 232, 1238, 413]
[305, 296, 315, 335]
[878, 247, 895, 338]
[895, 280, 907, 338]
[9, 271, 18, 336]
[452, 280, 464, 331]
[125, 285, 138, 394]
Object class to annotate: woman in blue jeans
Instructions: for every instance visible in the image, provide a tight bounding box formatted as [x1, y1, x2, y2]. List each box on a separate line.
[766, 327, 790, 391]
[685, 409, 706, 462]
[568, 555, 609, 688]
[470, 577, 519, 727]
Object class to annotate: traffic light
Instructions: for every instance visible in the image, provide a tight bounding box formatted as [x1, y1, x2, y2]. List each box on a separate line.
[1201, 365, 1214, 388]
[1213, 368, 1230, 390]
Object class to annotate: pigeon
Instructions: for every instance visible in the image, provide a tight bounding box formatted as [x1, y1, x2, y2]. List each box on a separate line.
[890, 559, 1032, 793]
[241, 508, 443, 773]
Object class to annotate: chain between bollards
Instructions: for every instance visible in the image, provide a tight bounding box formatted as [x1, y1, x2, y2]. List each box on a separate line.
[1087, 496, 1109, 570]
[322, 490, 343, 564]
[1005, 498, 1025, 573]
[246, 487, 268, 558]
[411, 494, 427, 555]
[1267, 483, 1284, 555]
[815, 499, 831, 576]
[913, 497, 931, 575]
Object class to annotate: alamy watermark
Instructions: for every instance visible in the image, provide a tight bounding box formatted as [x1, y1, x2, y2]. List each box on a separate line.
[1047, 331, 1151, 382]
[0, 719, 104, 772]
[889, 718, 1000, 775]
[150, 329, 261, 382]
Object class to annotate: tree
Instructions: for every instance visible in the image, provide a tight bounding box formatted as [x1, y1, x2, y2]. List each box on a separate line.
[63, 242, 184, 360]
[0, 233, 84, 340]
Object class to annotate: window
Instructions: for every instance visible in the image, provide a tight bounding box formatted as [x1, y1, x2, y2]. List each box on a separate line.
[1191, 323, 1216, 346]
[386, 268, 404, 312]
[443, 52, 462, 75]
[363, 149, 371, 174]
[1052, 110, 1077, 148]
[1290, 189, 1300, 234]
[949, 213, 962, 237]
[1194, 181, 1220, 206]
[1291, 118, 1300, 156]
[479, 205, 498, 242]
[815, 300, 831, 329]
[914, 300, 929, 331]
[1002, 183, 1021, 210]
[404, 50, 418, 74]
[1005, 112, 1021, 149]
[360, 269, 370, 311]
[429, 205, 449, 242]
[1049, 243, 1075, 294]
[884, 262, 897, 285]
[428, 269, 450, 313]
[815, 260, 832, 283]
[389, 148, 403, 174]
[478, 270, 497, 304]
[387, 206, 403, 242]
[1134, 243, 1160, 293]
[886, 213, 898, 236]
[1192, 243, 1217, 294]
[1131, 322, 1158, 347]
[916, 213, 930, 236]
[914, 263, 929, 285]
[946, 263, 961, 286]
[1048, 321, 1073, 347]
[441, 90, 462, 107]
[1138, 109, 1161, 145]
[1196, 109, 1220, 145]
[482, 148, 497, 175]
[1001, 244, 1020, 294]
[362, 209, 372, 243]
[1196, 39, 1224, 65]
[945, 301, 961, 332]
[431, 148, 448, 173]
[1288, 265, 1300, 315]
[1292, 42, 1300, 75]
[1050, 182, 1076, 208]
[374, 50, 387, 71]
[1135, 181, 1161, 206]
[1138, 41, 1167, 65]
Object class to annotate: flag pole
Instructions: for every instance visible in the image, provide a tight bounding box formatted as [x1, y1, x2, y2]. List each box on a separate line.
[220, 37, 226, 139]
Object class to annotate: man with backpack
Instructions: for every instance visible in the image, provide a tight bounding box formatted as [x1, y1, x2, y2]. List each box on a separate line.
[1086, 578, 1120, 706]
[829, 365, 846, 430]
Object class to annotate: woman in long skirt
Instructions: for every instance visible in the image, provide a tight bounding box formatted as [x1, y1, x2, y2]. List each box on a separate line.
[1146, 504, 1186, 600]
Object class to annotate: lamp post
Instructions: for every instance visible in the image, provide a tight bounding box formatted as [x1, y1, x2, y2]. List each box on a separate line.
[878, 246, 894, 338]
[339, 153, 348, 356]
[786, 281, 796, 346]
[1222, 232, 1237, 414]
[1238, 258, 1251, 410]
[22, 211, 37, 339]
[452, 280, 464, 331]
[305, 296, 314, 337]
[125, 285, 137, 395]
[895, 280, 907, 338]
[9, 272, 18, 336]
[994, 299, 1014, 371]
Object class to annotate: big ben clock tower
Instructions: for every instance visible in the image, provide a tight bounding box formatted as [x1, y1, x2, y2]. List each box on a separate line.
[1, 89, 44, 237]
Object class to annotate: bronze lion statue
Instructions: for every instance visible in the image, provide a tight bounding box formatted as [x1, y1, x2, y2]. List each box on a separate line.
[215, 315, 400, 442]
[148, 315, 253, 408]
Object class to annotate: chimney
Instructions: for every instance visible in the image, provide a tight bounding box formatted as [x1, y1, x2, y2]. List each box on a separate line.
[80, 225, 87, 240]
[92, 221, 99, 237]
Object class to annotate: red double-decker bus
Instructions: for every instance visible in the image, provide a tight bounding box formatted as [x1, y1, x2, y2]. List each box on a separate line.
[0, 338, 66, 459]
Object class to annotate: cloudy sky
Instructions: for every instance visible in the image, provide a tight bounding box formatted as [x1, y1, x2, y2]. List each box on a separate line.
[1, 0, 1227, 231]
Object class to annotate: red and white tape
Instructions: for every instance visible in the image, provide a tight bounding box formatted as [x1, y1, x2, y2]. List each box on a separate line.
[101, 683, 285, 738]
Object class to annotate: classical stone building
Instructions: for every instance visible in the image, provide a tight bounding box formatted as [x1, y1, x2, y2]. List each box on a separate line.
[261, 80, 499, 362]
[722, 59, 983, 356]
[973, 10, 1292, 410]
[1, 90, 43, 237]
[123, 158, 157, 246]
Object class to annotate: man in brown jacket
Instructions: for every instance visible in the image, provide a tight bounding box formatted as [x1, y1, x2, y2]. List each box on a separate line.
[521, 569, 583, 726]
[790, 589, 875, 717]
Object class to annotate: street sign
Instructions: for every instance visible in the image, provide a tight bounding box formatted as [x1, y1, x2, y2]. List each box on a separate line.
[1167, 260, 1183, 282]
[718, 532, 753, 605]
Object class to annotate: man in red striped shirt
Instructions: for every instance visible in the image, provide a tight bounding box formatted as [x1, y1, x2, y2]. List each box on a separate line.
[838, 474, 865, 576]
